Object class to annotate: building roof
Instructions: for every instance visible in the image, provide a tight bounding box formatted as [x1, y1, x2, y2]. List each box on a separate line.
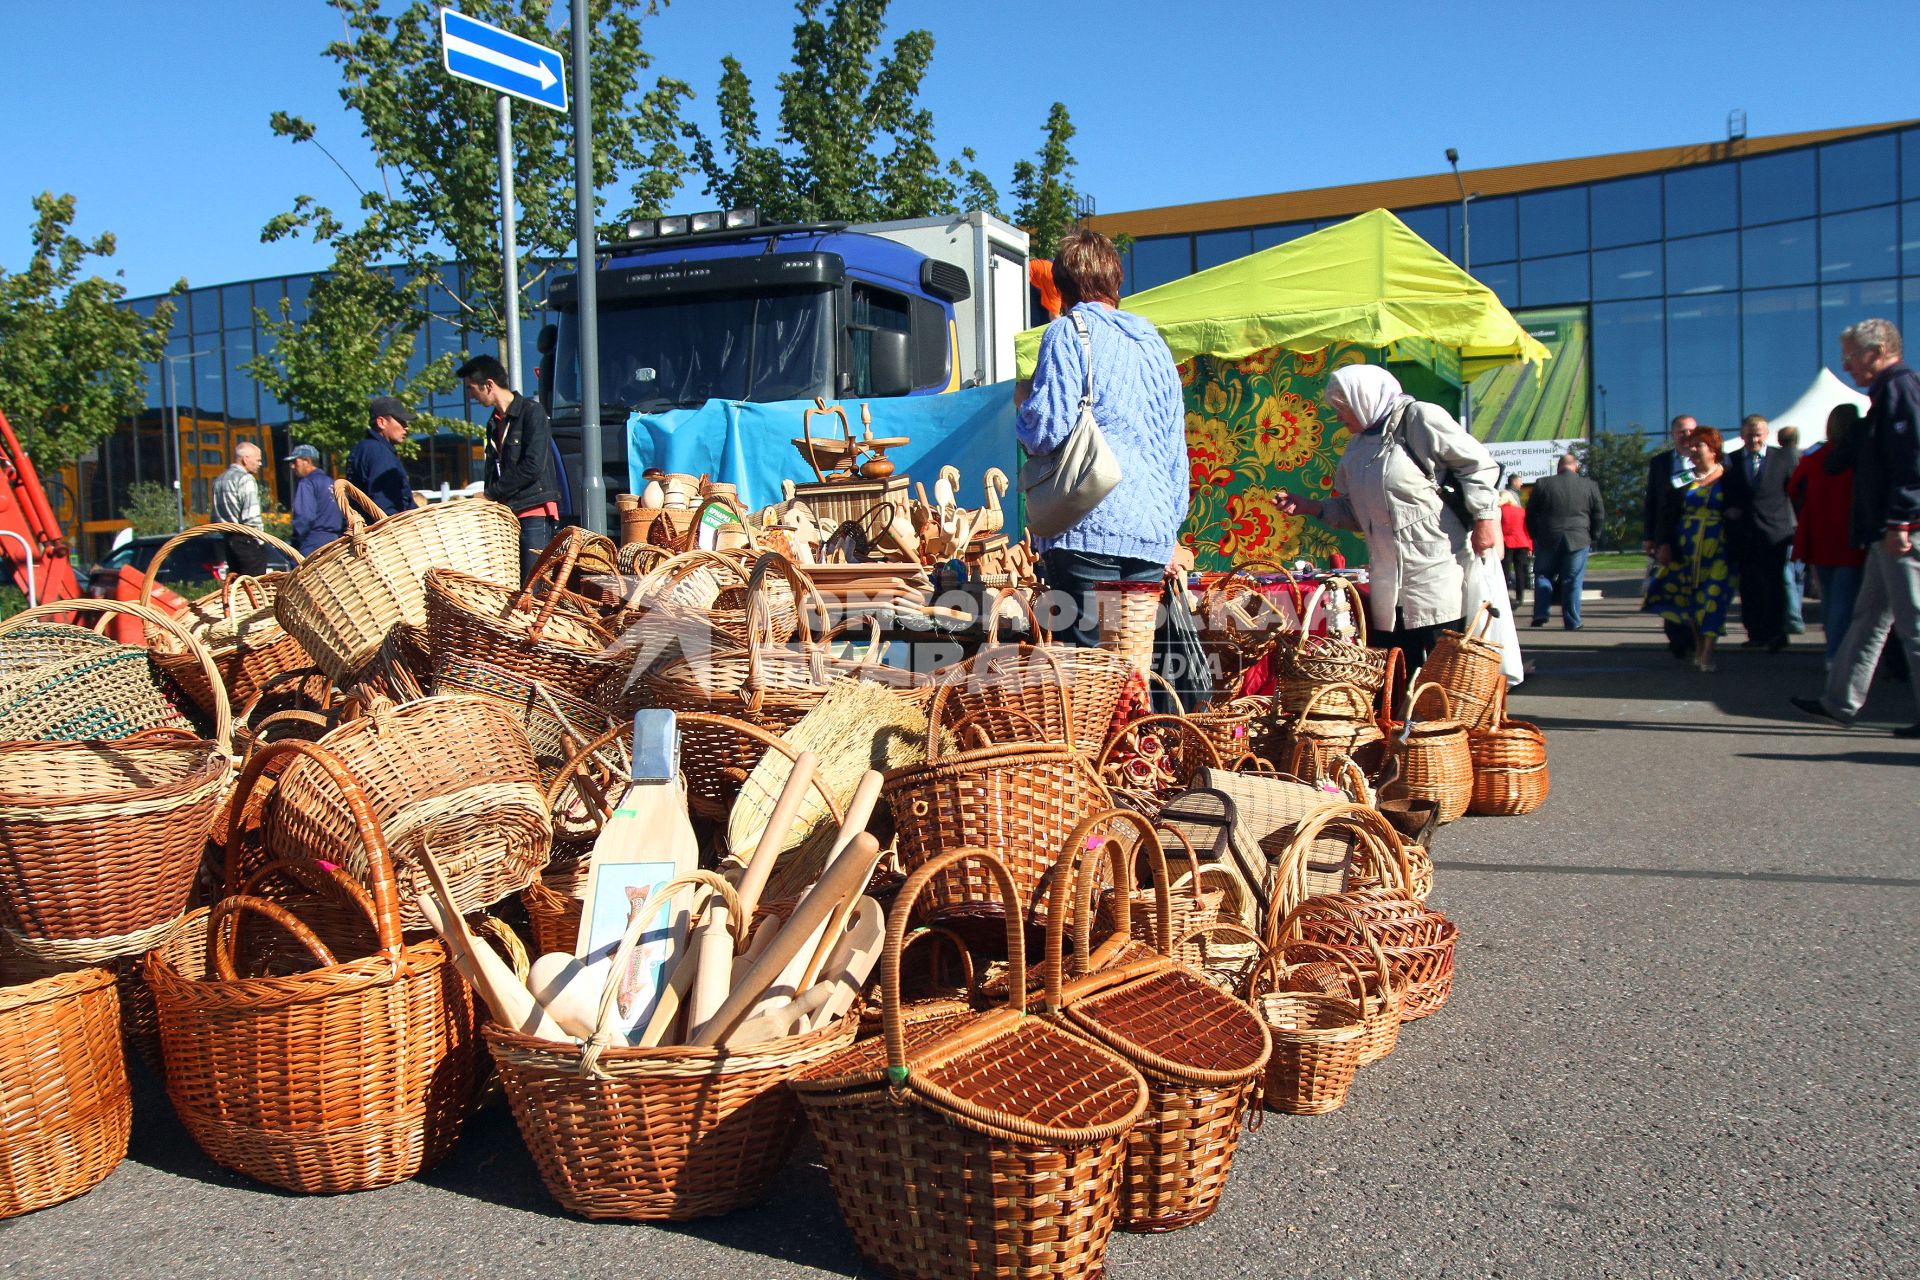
[1088, 120, 1919, 239]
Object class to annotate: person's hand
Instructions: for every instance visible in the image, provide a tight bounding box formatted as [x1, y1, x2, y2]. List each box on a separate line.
[1888, 527, 1914, 557]
[1276, 490, 1322, 520]
[1642, 540, 1654, 556]
[1470, 517, 1497, 556]
[1656, 543, 1674, 566]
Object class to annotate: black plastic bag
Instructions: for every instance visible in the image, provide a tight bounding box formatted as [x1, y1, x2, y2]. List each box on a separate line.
[1152, 574, 1214, 714]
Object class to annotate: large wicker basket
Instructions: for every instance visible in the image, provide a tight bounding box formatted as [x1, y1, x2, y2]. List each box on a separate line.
[146, 741, 480, 1193]
[0, 598, 216, 744]
[0, 959, 131, 1218]
[1468, 682, 1549, 815]
[959, 594, 1138, 758]
[1421, 602, 1505, 731]
[276, 481, 520, 682]
[1384, 683, 1475, 825]
[265, 695, 550, 929]
[792, 849, 1148, 1280]
[139, 522, 311, 716]
[1276, 576, 1389, 718]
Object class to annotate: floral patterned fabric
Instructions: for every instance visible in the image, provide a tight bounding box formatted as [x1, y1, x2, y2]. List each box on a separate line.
[1180, 342, 1373, 572]
[1642, 474, 1732, 638]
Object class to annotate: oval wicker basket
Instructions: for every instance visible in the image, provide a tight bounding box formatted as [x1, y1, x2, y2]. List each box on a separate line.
[1468, 681, 1549, 815]
[424, 526, 619, 700]
[1384, 682, 1474, 824]
[1421, 602, 1505, 731]
[1276, 576, 1389, 718]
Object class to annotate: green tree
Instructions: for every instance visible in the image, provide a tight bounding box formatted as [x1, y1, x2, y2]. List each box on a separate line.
[1578, 429, 1651, 551]
[0, 193, 177, 468]
[122, 481, 181, 537]
[269, 0, 692, 344]
[247, 199, 455, 455]
[1009, 103, 1078, 259]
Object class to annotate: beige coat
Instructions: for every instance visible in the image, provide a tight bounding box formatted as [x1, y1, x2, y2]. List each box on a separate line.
[1319, 401, 1499, 632]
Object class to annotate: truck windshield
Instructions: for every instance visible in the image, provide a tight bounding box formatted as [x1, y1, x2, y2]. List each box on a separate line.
[552, 287, 834, 417]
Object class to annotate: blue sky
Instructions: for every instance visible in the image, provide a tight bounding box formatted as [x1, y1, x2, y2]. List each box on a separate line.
[5, 0, 1917, 299]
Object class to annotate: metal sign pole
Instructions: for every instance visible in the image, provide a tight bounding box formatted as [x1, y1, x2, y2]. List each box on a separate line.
[571, 0, 605, 532]
[496, 94, 522, 390]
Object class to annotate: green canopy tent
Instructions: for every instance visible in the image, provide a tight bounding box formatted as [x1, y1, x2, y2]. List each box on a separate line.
[1014, 209, 1550, 570]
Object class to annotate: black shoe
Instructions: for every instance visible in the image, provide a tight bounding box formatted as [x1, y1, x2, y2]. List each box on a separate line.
[1530, 618, 1548, 628]
[1741, 638, 1766, 648]
[1789, 695, 1854, 727]
[1894, 724, 1920, 739]
[1765, 637, 1789, 653]
[1565, 623, 1583, 631]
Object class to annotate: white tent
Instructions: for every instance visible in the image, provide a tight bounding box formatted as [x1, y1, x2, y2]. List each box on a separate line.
[1756, 368, 1869, 448]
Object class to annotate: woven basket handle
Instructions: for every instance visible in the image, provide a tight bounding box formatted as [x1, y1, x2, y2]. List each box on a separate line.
[943, 707, 1044, 755]
[880, 848, 1026, 1078]
[1278, 899, 1394, 1011]
[1262, 802, 1410, 944]
[982, 587, 1051, 647]
[512, 525, 590, 640]
[221, 739, 408, 959]
[138, 521, 304, 610]
[220, 574, 271, 616]
[332, 478, 390, 525]
[1144, 669, 1187, 716]
[0, 596, 234, 755]
[895, 924, 978, 998]
[744, 550, 827, 708]
[1465, 600, 1498, 640]
[1294, 680, 1370, 725]
[1245, 933, 1368, 1004]
[1038, 809, 1167, 1004]
[1294, 574, 1369, 652]
[541, 718, 633, 835]
[579, 870, 746, 1071]
[1377, 646, 1406, 723]
[1188, 862, 1256, 929]
[206, 895, 339, 980]
[1488, 675, 1511, 730]
[1401, 681, 1455, 728]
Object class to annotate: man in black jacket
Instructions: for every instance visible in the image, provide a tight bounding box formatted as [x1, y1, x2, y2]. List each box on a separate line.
[458, 354, 559, 582]
[347, 396, 415, 517]
[1526, 452, 1606, 629]
[1720, 414, 1799, 651]
[1792, 318, 1920, 736]
[1644, 414, 1696, 657]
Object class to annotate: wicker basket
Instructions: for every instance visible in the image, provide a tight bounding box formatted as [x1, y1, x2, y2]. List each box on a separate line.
[1285, 888, 1458, 1023]
[276, 481, 520, 682]
[885, 671, 1111, 928]
[265, 695, 550, 930]
[1146, 672, 1263, 760]
[433, 651, 615, 787]
[1468, 681, 1549, 816]
[1261, 920, 1404, 1067]
[1244, 945, 1364, 1115]
[792, 849, 1148, 1280]
[1097, 712, 1224, 815]
[1276, 576, 1389, 717]
[146, 741, 480, 1193]
[1094, 579, 1162, 682]
[855, 924, 978, 1040]
[1197, 560, 1302, 684]
[1047, 826, 1271, 1232]
[1271, 681, 1389, 783]
[0, 598, 216, 743]
[958, 592, 1139, 758]
[487, 871, 857, 1220]
[1384, 683, 1475, 825]
[1422, 602, 1505, 730]
[139, 522, 312, 716]
[424, 526, 619, 700]
[0, 959, 131, 1218]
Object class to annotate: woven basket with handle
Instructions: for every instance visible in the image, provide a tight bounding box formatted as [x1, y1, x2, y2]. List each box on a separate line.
[1468, 680, 1549, 815]
[1421, 602, 1506, 731]
[1276, 576, 1389, 717]
[1384, 682, 1475, 824]
[138, 522, 312, 716]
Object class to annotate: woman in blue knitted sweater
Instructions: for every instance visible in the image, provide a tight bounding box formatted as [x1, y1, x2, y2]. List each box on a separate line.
[1018, 230, 1189, 647]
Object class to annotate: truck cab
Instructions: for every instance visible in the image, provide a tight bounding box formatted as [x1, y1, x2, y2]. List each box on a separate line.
[542, 211, 1029, 527]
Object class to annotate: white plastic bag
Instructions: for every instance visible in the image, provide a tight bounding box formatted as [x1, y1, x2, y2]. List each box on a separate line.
[1462, 551, 1524, 686]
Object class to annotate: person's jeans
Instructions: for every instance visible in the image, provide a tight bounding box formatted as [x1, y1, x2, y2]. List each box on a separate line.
[1038, 547, 1163, 649]
[1823, 542, 1920, 720]
[1784, 559, 1806, 633]
[517, 514, 556, 585]
[1813, 563, 1863, 664]
[1532, 543, 1590, 628]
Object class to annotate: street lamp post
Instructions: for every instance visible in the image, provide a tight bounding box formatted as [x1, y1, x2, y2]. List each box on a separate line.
[1445, 148, 1477, 431]
[161, 349, 213, 532]
[1597, 383, 1609, 433]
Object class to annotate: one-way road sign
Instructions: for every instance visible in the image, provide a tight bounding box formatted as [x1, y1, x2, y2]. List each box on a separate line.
[439, 8, 567, 112]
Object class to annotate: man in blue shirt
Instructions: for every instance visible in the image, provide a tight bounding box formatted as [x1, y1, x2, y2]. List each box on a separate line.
[346, 396, 414, 517]
[287, 444, 344, 555]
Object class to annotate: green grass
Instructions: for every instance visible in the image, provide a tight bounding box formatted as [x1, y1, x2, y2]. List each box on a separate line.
[1585, 551, 1647, 574]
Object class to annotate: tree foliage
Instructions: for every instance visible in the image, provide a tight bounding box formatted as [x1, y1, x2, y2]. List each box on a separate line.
[1010, 103, 1077, 259]
[0, 193, 176, 469]
[1578, 430, 1651, 551]
[270, 0, 692, 341]
[247, 200, 455, 455]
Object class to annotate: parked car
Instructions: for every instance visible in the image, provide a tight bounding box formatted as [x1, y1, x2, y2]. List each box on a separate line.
[84, 532, 293, 600]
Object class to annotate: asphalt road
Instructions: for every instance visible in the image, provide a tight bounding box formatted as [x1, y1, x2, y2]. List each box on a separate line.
[5, 577, 1916, 1279]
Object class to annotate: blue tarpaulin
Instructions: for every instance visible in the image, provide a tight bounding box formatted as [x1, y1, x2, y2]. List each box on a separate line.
[626, 384, 1021, 529]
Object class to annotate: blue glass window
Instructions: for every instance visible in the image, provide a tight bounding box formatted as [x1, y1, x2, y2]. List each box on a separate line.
[192, 352, 225, 419]
[141, 362, 163, 412]
[1740, 149, 1815, 225]
[1904, 201, 1920, 278]
[189, 288, 221, 336]
[225, 333, 258, 426]
[1821, 206, 1898, 281]
[257, 334, 286, 423]
[1905, 128, 1920, 199]
[1666, 294, 1739, 431]
[1130, 236, 1192, 291]
[1464, 195, 1516, 264]
[1194, 228, 1253, 271]
[1591, 175, 1661, 248]
[1906, 279, 1920, 358]
[1665, 164, 1737, 238]
[1740, 287, 1818, 420]
[1252, 222, 1315, 251]
[1518, 187, 1587, 257]
[1395, 206, 1451, 258]
[221, 284, 251, 332]
[1742, 219, 1817, 289]
[129, 296, 158, 319]
[1819, 280, 1901, 382]
[1819, 135, 1897, 212]
[1591, 300, 1665, 436]
[284, 276, 312, 319]
[1473, 261, 1517, 307]
[1520, 253, 1588, 306]
[1592, 243, 1663, 300]
[1667, 232, 1739, 295]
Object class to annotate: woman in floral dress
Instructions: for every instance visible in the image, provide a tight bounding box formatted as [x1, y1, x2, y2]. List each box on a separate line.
[1645, 426, 1732, 671]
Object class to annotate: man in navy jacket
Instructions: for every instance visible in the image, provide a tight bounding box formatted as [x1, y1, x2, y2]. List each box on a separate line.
[347, 396, 414, 517]
[1792, 318, 1920, 736]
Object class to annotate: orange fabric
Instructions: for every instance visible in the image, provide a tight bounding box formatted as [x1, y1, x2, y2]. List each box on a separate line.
[1030, 259, 1062, 319]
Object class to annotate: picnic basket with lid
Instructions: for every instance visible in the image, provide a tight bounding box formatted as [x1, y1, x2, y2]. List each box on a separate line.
[1276, 575, 1388, 718]
[0, 956, 131, 1219]
[1046, 817, 1271, 1232]
[146, 741, 481, 1194]
[791, 848, 1148, 1280]
[486, 871, 860, 1221]
[276, 481, 520, 682]
[1468, 681, 1549, 815]
[1384, 682, 1475, 824]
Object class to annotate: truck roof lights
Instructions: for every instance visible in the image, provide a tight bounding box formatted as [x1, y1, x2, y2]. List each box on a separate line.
[723, 208, 759, 230]
[623, 218, 658, 240]
[656, 216, 690, 237]
[689, 211, 725, 233]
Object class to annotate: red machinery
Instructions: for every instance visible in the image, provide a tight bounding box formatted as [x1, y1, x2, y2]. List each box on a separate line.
[0, 407, 83, 607]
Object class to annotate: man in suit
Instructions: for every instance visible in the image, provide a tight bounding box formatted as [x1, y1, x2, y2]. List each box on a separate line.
[1644, 415, 1697, 657]
[1721, 414, 1799, 651]
[1526, 451, 1606, 629]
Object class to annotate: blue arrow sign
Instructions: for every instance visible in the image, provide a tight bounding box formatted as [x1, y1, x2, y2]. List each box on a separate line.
[439, 8, 567, 112]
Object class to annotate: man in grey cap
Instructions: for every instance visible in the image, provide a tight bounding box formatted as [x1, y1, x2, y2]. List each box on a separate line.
[288, 444, 344, 555]
[347, 395, 415, 517]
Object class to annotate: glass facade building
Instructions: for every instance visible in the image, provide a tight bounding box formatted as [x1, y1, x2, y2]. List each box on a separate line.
[1103, 121, 1920, 442]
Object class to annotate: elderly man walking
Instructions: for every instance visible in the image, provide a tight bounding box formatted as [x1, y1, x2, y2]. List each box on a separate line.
[1526, 451, 1605, 630]
[1722, 414, 1799, 651]
[1792, 318, 1920, 737]
[287, 444, 344, 556]
[210, 441, 269, 577]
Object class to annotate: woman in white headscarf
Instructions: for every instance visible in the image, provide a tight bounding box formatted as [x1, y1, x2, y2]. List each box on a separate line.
[1278, 365, 1500, 668]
